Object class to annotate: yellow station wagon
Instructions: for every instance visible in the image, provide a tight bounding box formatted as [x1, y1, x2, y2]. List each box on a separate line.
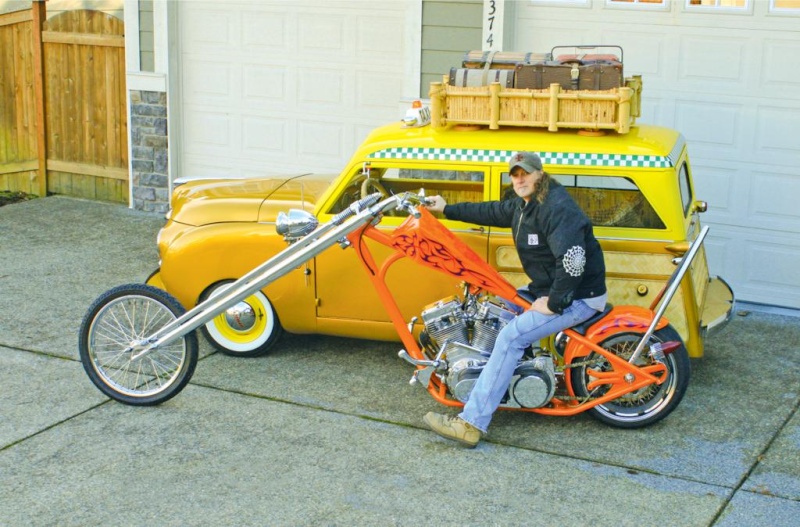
[147, 109, 734, 359]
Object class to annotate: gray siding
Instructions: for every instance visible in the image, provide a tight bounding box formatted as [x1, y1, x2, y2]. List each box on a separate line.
[138, 0, 154, 72]
[421, 0, 481, 96]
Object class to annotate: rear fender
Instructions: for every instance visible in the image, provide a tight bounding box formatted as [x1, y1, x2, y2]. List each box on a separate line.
[564, 305, 670, 361]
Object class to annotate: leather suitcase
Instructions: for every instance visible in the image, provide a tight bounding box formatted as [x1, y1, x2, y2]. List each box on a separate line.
[462, 50, 550, 70]
[449, 67, 514, 87]
[513, 62, 576, 90]
[573, 62, 623, 90]
[552, 45, 624, 90]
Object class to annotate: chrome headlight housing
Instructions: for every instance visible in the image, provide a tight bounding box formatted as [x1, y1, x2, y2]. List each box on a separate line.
[276, 209, 319, 242]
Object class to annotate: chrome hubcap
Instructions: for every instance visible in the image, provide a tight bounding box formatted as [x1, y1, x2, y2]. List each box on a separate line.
[223, 301, 256, 332]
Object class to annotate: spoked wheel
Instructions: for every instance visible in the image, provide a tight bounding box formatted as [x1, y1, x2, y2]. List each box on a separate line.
[79, 284, 198, 406]
[200, 281, 283, 358]
[570, 326, 690, 428]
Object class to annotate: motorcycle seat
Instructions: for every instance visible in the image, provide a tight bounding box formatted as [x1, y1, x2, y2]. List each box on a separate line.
[572, 304, 613, 335]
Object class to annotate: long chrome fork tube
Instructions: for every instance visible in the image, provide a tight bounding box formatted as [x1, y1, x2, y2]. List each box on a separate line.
[628, 225, 709, 364]
[130, 193, 391, 359]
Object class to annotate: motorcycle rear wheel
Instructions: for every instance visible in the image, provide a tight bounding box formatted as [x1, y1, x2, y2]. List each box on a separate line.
[79, 284, 198, 406]
[569, 326, 690, 429]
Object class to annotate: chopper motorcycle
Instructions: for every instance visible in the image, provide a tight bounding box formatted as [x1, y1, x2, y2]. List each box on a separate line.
[79, 191, 700, 428]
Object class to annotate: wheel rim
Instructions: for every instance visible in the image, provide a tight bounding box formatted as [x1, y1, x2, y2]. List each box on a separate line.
[577, 334, 678, 424]
[204, 285, 274, 352]
[87, 294, 187, 398]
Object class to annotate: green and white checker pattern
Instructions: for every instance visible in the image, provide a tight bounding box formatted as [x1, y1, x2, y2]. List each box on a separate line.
[368, 147, 674, 168]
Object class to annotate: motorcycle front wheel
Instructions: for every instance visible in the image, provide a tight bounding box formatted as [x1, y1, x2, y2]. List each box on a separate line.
[78, 284, 198, 406]
[569, 326, 690, 429]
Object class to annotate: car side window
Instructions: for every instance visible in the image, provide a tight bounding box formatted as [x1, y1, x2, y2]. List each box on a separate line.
[328, 165, 485, 215]
[678, 163, 693, 218]
[501, 172, 666, 229]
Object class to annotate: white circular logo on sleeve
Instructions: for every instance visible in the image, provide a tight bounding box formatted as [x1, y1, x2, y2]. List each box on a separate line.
[563, 246, 586, 277]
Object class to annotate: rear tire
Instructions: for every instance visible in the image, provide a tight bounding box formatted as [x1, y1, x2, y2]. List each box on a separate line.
[570, 326, 690, 429]
[78, 284, 198, 405]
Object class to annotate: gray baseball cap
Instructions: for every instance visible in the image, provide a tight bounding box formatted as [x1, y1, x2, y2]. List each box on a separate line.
[509, 152, 543, 173]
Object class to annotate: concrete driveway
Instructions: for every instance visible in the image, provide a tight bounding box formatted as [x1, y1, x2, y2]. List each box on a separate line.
[1, 196, 798, 526]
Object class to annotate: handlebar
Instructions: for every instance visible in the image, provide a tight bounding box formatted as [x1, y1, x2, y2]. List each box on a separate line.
[331, 192, 384, 225]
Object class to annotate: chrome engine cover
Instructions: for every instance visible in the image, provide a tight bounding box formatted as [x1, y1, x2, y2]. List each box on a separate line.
[441, 341, 487, 403]
[509, 355, 556, 409]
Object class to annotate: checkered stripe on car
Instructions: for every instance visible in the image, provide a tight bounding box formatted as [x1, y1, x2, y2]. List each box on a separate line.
[367, 148, 674, 168]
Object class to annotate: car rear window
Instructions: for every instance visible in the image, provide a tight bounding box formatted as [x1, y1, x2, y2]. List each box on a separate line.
[501, 173, 666, 229]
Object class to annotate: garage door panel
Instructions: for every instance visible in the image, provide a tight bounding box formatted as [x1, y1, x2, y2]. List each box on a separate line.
[761, 39, 800, 95]
[749, 170, 800, 231]
[678, 36, 747, 84]
[184, 110, 234, 152]
[242, 116, 288, 155]
[297, 16, 347, 57]
[297, 120, 347, 161]
[297, 68, 348, 108]
[182, 61, 237, 105]
[356, 15, 404, 57]
[675, 99, 741, 151]
[182, 7, 238, 51]
[242, 12, 290, 51]
[243, 66, 289, 104]
[704, 226, 800, 309]
[754, 105, 800, 166]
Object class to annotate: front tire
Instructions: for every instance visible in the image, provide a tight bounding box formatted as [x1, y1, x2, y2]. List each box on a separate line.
[570, 326, 690, 428]
[78, 284, 198, 405]
[200, 281, 283, 357]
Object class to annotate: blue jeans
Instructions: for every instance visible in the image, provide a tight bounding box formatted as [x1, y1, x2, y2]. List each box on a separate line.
[459, 299, 598, 433]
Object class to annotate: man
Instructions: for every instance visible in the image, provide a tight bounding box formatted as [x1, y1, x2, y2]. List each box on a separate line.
[422, 151, 607, 447]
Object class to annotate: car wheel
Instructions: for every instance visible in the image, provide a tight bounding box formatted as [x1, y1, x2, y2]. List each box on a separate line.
[200, 281, 283, 357]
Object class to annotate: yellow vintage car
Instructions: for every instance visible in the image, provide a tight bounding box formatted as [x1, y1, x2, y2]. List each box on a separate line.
[147, 115, 734, 359]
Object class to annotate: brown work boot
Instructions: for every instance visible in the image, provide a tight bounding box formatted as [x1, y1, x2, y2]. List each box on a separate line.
[423, 412, 481, 447]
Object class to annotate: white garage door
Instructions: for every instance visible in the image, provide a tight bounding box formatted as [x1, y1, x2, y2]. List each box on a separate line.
[176, 1, 418, 179]
[515, 0, 800, 309]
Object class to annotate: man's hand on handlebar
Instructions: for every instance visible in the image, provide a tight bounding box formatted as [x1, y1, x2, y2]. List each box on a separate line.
[424, 195, 447, 213]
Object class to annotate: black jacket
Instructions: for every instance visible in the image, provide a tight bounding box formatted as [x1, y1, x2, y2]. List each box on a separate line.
[443, 179, 606, 314]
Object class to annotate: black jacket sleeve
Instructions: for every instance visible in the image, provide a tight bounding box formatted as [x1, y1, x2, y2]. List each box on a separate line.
[443, 199, 518, 228]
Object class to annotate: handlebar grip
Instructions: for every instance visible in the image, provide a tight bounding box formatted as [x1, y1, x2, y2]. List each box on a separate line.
[331, 192, 383, 225]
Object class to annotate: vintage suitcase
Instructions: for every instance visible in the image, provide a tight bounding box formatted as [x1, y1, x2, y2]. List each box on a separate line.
[449, 67, 514, 88]
[462, 50, 550, 70]
[513, 62, 577, 90]
[573, 62, 623, 90]
[553, 45, 624, 90]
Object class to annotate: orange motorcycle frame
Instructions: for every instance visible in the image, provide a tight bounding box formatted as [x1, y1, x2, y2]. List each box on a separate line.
[347, 207, 671, 416]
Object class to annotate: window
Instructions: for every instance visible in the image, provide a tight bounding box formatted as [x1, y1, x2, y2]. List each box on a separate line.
[501, 172, 666, 229]
[606, 0, 670, 11]
[609, 0, 666, 3]
[328, 165, 485, 215]
[685, 0, 749, 9]
[771, 0, 800, 12]
[678, 164, 693, 217]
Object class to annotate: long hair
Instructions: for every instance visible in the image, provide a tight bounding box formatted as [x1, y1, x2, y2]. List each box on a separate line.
[533, 171, 551, 204]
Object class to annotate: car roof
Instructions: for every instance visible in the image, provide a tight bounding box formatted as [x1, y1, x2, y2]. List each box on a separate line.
[354, 122, 685, 171]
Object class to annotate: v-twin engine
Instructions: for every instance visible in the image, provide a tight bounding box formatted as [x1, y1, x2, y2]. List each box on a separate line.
[419, 293, 556, 409]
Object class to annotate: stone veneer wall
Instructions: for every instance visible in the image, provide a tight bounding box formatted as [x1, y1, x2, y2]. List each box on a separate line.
[130, 90, 169, 212]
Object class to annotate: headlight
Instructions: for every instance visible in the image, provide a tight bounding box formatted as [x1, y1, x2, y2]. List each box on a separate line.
[276, 209, 319, 242]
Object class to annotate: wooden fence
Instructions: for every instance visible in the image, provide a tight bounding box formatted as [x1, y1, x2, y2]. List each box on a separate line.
[0, 2, 128, 202]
